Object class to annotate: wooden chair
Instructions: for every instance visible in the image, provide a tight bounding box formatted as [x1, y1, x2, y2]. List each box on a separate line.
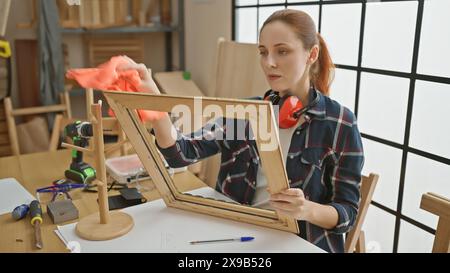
[420, 192, 450, 253]
[209, 37, 269, 99]
[198, 38, 270, 186]
[49, 114, 77, 151]
[345, 173, 379, 253]
[3, 86, 72, 155]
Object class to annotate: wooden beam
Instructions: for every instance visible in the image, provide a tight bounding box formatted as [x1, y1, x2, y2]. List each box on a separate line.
[3, 97, 19, 155]
[345, 173, 379, 253]
[11, 105, 68, 116]
[49, 114, 63, 152]
[420, 192, 450, 219]
[433, 217, 450, 253]
[61, 142, 93, 154]
[421, 192, 450, 253]
[0, 0, 11, 36]
[16, 0, 37, 29]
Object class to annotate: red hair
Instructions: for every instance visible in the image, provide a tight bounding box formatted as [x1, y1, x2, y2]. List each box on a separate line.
[261, 9, 335, 96]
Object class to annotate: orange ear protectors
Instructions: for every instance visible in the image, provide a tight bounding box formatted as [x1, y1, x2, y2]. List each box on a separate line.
[264, 87, 319, 129]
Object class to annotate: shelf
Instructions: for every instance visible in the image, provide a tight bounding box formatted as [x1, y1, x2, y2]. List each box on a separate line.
[61, 25, 179, 34]
[59, 0, 185, 71]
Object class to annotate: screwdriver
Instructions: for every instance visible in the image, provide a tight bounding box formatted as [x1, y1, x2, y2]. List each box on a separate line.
[29, 200, 43, 249]
[12, 204, 30, 220]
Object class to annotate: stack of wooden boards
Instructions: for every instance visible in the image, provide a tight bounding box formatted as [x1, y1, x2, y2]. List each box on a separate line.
[56, 0, 169, 29]
[87, 36, 145, 67]
[57, 0, 132, 29]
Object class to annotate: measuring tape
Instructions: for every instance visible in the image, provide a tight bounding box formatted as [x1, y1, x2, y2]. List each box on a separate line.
[0, 39, 11, 58]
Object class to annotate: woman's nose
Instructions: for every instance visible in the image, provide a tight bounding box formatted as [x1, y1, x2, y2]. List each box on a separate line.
[266, 54, 277, 68]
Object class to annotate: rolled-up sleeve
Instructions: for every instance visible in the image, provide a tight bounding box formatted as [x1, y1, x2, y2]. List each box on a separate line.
[152, 119, 224, 168]
[327, 122, 364, 234]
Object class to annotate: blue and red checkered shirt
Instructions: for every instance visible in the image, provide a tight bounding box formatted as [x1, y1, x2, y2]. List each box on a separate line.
[155, 89, 364, 253]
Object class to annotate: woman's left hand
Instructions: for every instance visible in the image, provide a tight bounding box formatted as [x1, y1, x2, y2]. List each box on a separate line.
[270, 188, 313, 221]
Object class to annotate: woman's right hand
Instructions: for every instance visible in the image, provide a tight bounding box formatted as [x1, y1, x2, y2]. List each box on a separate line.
[118, 55, 161, 94]
[118, 56, 177, 148]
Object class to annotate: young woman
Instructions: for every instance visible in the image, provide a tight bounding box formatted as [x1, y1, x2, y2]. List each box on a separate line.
[119, 9, 364, 253]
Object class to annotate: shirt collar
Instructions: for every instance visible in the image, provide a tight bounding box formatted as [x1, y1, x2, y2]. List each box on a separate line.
[305, 87, 326, 119]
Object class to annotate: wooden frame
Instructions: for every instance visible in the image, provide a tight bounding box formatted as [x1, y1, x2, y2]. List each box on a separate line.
[103, 91, 299, 234]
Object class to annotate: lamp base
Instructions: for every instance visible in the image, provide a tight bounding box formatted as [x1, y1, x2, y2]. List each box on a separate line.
[75, 211, 134, 241]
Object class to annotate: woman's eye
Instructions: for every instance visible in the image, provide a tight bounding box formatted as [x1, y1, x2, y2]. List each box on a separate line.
[259, 51, 268, 56]
[278, 50, 288, 55]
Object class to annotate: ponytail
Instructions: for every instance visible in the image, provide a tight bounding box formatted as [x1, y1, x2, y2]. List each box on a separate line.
[311, 33, 335, 96]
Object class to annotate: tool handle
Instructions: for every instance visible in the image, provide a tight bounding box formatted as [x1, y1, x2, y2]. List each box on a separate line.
[29, 200, 43, 225]
[12, 204, 30, 220]
[34, 221, 43, 249]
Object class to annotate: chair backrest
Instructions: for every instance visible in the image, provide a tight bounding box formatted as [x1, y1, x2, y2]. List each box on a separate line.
[209, 38, 269, 99]
[3, 86, 72, 155]
[420, 192, 450, 253]
[200, 38, 270, 186]
[49, 114, 78, 152]
[345, 173, 379, 253]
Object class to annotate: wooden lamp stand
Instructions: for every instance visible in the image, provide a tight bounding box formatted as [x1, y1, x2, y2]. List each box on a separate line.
[63, 101, 134, 240]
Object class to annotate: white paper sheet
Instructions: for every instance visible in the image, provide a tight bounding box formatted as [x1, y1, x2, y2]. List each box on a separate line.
[0, 178, 36, 215]
[57, 187, 324, 253]
[183, 187, 240, 204]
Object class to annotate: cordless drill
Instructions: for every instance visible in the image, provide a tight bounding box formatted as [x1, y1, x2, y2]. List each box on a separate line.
[64, 121, 96, 184]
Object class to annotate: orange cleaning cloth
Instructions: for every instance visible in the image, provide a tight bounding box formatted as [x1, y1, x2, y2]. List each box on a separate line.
[66, 56, 166, 122]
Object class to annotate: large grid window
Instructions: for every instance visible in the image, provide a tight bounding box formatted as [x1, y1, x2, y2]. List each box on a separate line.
[233, 0, 450, 253]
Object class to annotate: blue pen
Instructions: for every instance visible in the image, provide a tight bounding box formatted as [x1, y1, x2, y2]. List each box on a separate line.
[190, 236, 254, 245]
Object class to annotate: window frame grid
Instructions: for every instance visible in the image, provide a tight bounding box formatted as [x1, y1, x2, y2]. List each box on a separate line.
[233, 0, 450, 253]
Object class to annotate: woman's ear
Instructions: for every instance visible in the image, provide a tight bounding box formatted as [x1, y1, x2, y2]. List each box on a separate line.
[307, 45, 320, 65]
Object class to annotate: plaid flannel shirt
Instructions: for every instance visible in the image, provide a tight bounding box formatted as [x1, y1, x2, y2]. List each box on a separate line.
[155, 89, 364, 253]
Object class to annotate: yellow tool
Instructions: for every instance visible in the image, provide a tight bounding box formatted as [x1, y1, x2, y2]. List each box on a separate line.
[0, 39, 11, 58]
[30, 200, 43, 249]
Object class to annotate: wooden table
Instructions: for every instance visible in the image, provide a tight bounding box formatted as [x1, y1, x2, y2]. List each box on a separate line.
[0, 149, 206, 252]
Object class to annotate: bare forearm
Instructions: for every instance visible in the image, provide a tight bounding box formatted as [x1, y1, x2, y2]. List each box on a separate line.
[152, 113, 177, 148]
[306, 201, 339, 230]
